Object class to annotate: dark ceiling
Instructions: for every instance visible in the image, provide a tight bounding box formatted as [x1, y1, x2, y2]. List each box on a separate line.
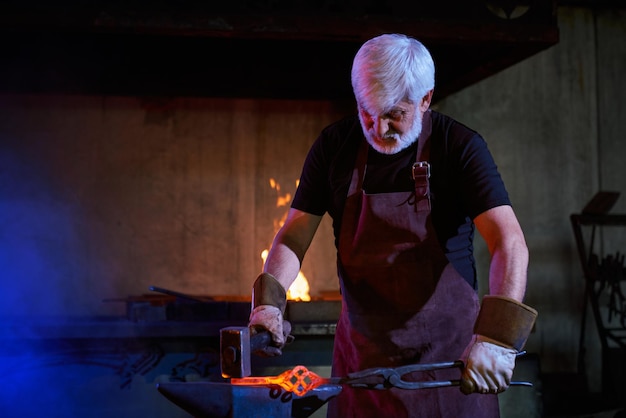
[0, 0, 559, 103]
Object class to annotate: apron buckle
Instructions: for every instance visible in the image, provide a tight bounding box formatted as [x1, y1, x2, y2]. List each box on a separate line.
[412, 161, 430, 180]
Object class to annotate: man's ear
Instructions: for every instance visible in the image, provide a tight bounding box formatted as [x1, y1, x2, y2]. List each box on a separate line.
[420, 90, 434, 111]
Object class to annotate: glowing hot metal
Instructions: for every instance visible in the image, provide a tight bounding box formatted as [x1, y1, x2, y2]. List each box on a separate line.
[231, 365, 325, 396]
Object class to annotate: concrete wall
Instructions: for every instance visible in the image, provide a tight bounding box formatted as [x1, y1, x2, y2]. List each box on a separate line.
[436, 6, 626, 392]
[0, 4, 625, 402]
[0, 97, 345, 318]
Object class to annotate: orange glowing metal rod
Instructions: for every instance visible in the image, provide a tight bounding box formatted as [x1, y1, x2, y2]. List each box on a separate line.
[231, 365, 326, 397]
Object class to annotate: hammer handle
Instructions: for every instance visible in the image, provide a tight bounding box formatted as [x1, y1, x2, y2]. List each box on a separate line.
[250, 330, 273, 352]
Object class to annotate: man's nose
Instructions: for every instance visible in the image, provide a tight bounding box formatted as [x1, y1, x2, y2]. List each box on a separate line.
[374, 116, 389, 137]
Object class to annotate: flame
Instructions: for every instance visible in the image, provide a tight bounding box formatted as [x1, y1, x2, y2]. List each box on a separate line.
[287, 272, 311, 302]
[269, 178, 291, 232]
[262, 177, 311, 301]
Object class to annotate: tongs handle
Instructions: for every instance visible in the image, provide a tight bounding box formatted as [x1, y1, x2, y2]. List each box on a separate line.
[344, 361, 461, 390]
[345, 355, 533, 390]
[386, 377, 534, 390]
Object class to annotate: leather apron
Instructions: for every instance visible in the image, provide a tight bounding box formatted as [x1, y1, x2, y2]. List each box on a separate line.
[327, 112, 499, 418]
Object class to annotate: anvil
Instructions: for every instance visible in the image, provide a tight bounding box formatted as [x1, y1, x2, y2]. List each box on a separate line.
[157, 380, 342, 418]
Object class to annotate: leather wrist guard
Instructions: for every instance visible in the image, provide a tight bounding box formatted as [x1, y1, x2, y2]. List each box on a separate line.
[473, 295, 538, 351]
[252, 272, 287, 314]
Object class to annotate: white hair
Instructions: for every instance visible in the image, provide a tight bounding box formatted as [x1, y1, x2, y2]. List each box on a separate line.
[351, 33, 435, 113]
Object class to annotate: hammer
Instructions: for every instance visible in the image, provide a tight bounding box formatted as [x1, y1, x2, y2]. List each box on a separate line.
[220, 327, 272, 378]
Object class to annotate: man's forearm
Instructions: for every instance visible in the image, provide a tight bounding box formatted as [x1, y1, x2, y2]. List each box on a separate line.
[263, 241, 301, 291]
[488, 240, 528, 302]
[261, 209, 323, 292]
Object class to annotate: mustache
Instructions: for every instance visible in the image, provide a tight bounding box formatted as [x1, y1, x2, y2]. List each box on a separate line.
[383, 132, 399, 139]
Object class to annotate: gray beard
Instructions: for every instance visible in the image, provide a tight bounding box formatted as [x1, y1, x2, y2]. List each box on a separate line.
[360, 112, 423, 155]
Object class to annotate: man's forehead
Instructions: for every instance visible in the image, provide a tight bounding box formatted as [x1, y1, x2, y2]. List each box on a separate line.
[360, 99, 415, 114]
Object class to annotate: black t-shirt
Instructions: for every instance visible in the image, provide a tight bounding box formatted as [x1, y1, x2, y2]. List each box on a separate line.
[292, 111, 511, 288]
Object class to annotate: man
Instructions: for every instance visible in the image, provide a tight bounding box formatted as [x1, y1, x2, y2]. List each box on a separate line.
[248, 33, 537, 417]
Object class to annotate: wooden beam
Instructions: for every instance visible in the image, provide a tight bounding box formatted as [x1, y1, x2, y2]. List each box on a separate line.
[0, 1, 559, 101]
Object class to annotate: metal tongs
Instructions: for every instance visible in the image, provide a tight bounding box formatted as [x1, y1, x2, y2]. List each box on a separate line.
[231, 353, 532, 396]
[334, 359, 532, 390]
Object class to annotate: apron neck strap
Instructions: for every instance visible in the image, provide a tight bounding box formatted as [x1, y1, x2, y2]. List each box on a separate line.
[412, 110, 432, 209]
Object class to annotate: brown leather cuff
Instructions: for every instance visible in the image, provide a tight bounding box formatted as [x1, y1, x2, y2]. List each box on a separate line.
[473, 295, 538, 351]
[252, 273, 287, 314]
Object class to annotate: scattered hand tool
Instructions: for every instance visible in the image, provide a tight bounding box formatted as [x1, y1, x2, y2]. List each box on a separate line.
[149, 285, 214, 303]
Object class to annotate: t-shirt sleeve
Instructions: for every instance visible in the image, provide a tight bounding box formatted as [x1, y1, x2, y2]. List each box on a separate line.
[291, 133, 331, 216]
[458, 133, 511, 219]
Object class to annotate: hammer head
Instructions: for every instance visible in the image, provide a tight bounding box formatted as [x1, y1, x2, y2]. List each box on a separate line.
[221, 326, 273, 378]
[220, 326, 252, 379]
